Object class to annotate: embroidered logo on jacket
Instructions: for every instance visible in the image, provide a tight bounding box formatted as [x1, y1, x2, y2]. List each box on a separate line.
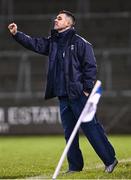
[71, 44, 74, 51]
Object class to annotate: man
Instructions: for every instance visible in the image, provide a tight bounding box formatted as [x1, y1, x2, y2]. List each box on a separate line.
[8, 10, 118, 173]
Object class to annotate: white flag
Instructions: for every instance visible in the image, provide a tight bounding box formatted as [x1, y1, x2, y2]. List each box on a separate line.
[82, 80, 102, 122]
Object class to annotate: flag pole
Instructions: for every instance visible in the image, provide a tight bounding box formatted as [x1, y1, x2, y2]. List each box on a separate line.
[52, 80, 101, 180]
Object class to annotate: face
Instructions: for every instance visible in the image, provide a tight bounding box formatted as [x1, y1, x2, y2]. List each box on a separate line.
[54, 13, 72, 32]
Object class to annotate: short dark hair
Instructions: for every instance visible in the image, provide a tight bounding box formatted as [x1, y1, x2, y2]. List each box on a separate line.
[59, 10, 75, 26]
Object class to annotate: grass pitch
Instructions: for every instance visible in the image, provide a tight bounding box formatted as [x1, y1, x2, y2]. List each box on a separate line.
[0, 135, 131, 179]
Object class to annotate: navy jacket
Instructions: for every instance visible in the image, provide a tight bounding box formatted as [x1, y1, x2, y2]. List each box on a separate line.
[13, 28, 97, 99]
[52, 30, 69, 97]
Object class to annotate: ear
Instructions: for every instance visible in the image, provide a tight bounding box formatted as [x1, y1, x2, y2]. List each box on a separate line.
[67, 19, 72, 27]
[65, 16, 72, 27]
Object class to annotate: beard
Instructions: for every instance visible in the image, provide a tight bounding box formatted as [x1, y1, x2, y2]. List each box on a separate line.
[54, 24, 70, 32]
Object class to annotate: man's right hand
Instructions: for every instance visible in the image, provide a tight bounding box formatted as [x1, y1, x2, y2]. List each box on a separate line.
[8, 23, 17, 35]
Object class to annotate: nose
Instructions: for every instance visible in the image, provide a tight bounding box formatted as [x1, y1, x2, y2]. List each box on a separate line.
[54, 18, 57, 23]
[54, 19, 58, 26]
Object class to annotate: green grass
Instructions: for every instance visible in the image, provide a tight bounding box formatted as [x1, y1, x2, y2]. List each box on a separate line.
[0, 135, 131, 179]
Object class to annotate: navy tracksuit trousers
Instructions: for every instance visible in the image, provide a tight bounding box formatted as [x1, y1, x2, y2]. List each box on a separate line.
[59, 93, 116, 171]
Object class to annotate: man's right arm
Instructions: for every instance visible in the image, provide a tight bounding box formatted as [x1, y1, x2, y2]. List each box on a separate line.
[8, 23, 49, 55]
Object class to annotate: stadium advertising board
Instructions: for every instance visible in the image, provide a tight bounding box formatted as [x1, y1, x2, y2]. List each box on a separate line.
[0, 106, 63, 135]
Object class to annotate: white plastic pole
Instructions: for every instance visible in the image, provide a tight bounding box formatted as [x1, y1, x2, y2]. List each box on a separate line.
[52, 80, 101, 180]
[52, 115, 82, 180]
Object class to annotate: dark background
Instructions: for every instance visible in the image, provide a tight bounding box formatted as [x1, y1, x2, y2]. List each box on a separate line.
[0, 0, 131, 134]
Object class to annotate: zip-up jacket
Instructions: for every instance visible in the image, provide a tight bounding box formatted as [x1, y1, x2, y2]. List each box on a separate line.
[13, 28, 97, 99]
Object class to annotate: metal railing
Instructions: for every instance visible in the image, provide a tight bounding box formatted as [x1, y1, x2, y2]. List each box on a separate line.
[1, 9, 131, 99]
[0, 48, 131, 99]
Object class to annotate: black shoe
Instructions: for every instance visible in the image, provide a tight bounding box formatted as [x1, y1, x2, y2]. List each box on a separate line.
[63, 169, 81, 174]
[105, 159, 118, 173]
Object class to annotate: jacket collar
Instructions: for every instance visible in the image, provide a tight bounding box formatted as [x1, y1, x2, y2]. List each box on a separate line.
[51, 28, 76, 39]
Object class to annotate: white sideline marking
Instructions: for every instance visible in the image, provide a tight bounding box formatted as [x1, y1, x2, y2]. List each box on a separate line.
[85, 158, 131, 170]
[26, 158, 131, 179]
[26, 176, 49, 179]
[26, 175, 50, 179]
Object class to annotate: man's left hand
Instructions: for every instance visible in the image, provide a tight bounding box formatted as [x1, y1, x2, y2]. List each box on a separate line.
[83, 91, 89, 97]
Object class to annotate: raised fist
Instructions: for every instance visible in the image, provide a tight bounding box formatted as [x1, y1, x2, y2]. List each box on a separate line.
[8, 23, 17, 35]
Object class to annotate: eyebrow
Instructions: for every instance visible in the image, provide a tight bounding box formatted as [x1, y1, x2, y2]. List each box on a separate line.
[56, 15, 62, 19]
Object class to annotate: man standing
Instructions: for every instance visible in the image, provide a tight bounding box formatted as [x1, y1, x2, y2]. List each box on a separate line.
[8, 10, 118, 173]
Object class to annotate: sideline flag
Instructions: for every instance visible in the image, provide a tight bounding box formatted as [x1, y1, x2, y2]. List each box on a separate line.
[81, 80, 102, 122]
[52, 80, 102, 180]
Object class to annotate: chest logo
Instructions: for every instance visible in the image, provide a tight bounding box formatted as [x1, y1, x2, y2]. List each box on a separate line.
[71, 44, 74, 51]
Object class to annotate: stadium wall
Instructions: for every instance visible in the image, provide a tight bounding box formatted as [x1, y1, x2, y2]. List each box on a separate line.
[0, 0, 131, 135]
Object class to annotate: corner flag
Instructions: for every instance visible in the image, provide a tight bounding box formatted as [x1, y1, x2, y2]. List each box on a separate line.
[82, 80, 102, 122]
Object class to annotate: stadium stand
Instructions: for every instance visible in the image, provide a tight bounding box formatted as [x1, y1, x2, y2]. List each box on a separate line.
[0, 0, 131, 134]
